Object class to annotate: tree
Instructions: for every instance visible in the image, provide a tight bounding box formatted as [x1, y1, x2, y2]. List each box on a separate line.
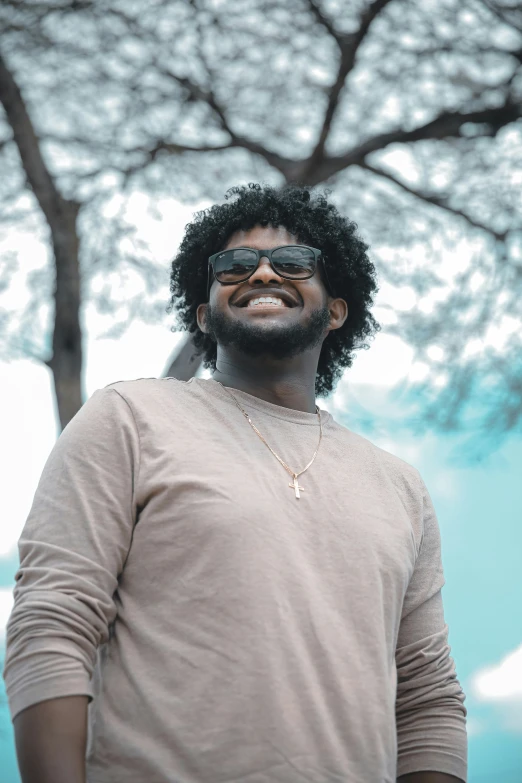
[0, 0, 521, 443]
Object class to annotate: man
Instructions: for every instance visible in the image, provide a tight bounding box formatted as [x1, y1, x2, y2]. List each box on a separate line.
[4, 183, 467, 782]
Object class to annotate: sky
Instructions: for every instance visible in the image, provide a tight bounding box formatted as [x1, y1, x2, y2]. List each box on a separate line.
[1, 197, 521, 783]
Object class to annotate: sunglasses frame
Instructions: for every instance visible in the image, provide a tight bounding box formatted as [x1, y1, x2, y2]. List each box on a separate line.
[207, 244, 335, 300]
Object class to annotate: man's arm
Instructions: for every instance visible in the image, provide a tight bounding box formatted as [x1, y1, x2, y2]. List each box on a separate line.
[398, 774, 464, 782]
[395, 477, 467, 781]
[3, 387, 140, 779]
[14, 697, 88, 783]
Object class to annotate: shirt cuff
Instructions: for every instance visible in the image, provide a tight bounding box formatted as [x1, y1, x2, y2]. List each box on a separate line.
[4, 652, 93, 722]
[397, 747, 467, 782]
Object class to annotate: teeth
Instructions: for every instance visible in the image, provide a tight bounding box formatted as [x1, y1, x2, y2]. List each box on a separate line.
[246, 296, 285, 308]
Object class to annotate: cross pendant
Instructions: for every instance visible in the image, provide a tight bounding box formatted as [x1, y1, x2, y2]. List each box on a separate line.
[288, 476, 305, 499]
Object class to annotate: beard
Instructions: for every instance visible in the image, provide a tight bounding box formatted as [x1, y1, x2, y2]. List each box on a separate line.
[204, 302, 331, 360]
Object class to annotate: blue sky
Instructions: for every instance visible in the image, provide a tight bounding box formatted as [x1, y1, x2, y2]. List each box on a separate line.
[1, 197, 521, 782]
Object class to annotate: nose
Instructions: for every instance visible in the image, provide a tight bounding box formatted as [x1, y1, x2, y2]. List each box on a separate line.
[250, 256, 284, 285]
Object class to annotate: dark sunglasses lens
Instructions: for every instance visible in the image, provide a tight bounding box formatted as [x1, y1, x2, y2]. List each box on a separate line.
[214, 249, 258, 282]
[272, 246, 315, 277]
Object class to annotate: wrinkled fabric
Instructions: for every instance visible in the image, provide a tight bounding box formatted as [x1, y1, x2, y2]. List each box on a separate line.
[4, 377, 467, 782]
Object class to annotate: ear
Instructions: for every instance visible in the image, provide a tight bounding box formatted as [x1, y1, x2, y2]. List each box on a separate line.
[327, 297, 348, 333]
[197, 302, 209, 334]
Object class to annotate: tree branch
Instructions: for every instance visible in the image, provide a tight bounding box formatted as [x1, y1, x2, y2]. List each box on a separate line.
[303, 0, 394, 178]
[306, 0, 343, 45]
[163, 333, 203, 381]
[121, 141, 233, 179]
[227, 136, 295, 176]
[305, 101, 522, 184]
[479, 0, 522, 33]
[0, 52, 74, 227]
[152, 66, 294, 175]
[360, 160, 507, 241]
[174, 74, 233, 135]
[0, 49, 83, 429]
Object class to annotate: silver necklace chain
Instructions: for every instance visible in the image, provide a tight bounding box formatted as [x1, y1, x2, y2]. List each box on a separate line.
[217, 381, 323, 500]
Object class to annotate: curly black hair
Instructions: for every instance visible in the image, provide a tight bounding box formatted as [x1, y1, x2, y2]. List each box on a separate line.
[168, 183, 379, 397]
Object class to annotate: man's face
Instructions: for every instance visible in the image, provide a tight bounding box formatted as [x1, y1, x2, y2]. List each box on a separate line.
[197, 225, 334, 360]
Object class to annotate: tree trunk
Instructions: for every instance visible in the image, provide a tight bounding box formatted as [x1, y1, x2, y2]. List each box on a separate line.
[46, 200, 83, 430]
[163, 333, 203, 381]
[0, 51, 83, 430]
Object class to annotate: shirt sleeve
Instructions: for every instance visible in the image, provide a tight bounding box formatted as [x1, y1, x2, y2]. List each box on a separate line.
[2, 387, 140, 721]
[395, 476, 467, 781]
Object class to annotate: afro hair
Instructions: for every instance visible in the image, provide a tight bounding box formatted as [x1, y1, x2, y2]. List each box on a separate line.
[168, 182, 379, 397]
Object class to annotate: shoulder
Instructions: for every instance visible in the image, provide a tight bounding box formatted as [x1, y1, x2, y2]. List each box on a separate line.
[89, 377, 196, 428]
[334, 425, 433, 552]
[368, 436, 422, 488]
[95, 378, 192, 410]
[330, 421, 425, 502]
[102, 376, 187, 403]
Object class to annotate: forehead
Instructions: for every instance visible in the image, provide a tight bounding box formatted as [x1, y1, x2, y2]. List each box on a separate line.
[224, 224, 298, 250]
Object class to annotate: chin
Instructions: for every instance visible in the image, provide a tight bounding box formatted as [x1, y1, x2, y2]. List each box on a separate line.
[205, 303, 330, 360]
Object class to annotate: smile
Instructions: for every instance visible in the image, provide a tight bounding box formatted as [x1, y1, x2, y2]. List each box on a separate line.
[246, 296, 288, 309]
[233, 287, 300, 309]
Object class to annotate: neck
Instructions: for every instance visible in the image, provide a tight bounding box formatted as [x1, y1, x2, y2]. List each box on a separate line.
[212, 350, 318, 414]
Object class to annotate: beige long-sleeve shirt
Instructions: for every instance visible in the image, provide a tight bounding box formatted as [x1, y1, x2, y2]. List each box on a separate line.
[4, 377, 467, 782]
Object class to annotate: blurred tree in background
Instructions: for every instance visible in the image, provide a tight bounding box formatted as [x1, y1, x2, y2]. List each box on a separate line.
[0, 0, 521, 443]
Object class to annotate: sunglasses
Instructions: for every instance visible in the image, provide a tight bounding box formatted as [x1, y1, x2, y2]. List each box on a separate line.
[207, 245, 335, 299]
